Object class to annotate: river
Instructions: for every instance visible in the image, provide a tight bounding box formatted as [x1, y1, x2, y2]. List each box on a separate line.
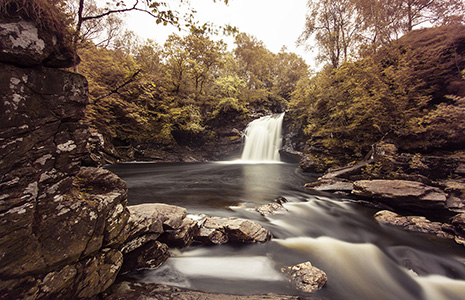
[107, 161, 465, 300]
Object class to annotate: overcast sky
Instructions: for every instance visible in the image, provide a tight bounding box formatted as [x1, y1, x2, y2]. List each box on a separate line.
[121, 0, 316, 66]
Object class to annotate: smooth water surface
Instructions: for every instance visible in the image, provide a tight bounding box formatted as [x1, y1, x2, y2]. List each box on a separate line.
[107, 162, 465, 300]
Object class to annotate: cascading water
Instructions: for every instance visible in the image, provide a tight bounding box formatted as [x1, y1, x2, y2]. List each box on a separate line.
[240, 113, 284, 162]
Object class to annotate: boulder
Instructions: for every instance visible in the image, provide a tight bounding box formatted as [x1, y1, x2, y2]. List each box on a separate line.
[196, 217, 271, 245]
[129, 203, 187, 231]
[374, 210, 454, 240]
[75, 249, 123, 298]
[159, 217, 199, 248]
[352, 180, 449, 217]
[281, 262, 327, 293]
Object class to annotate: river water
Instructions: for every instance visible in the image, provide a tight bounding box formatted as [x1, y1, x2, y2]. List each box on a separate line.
[107, 162, 465, 300]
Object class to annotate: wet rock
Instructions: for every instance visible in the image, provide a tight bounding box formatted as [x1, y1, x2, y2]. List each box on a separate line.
[374, 210, 454, 239]
[256, 197, 289, 216]
[102, 281, 308, 300]
[352, 180, 449, 217]
[281, 261, 327, 293]
[196, 217, 271, 245]
[159, 217, 199, 248]
[279, 147, 304, 164]
[256, 202, 288, 216]
[120, 240, 170, 274]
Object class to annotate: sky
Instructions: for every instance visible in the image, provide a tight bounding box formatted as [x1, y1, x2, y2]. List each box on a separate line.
[119, 0, 316, 66]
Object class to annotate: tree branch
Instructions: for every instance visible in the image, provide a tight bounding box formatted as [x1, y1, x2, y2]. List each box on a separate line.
[93, 69, 142, 103]
[82, 0, 140, 22]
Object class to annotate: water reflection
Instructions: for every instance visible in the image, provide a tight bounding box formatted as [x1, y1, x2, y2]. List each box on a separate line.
[241, 163, 282, 204]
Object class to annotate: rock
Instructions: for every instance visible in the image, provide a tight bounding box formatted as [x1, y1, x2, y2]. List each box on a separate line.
[159, 217, 199, 248]
[299, 156, 321, 173]
[75, 249, 123, 298]
[0, 19, 77, 68]
[196, 217, 271, 245]
[374, 210, 454, 239]
[123, 208, 164, 242]
[120, 240, 170, 274]
[256, 197, 289, 216]
[456, 163, 465, 176]
[305, 178, 354, 192]
[129, 203, 187, 231]
[256, 202, 288, 216]
[84, 131, 119, 166]
[281, 262, 327, 293]
[279, 147, 304, 163]
[0, 44, 124, 299]
[352, 180, 449, 217]
[102, 281, 309, 300]
[371, 142, 398, 158]
[451, 213, 465, 234]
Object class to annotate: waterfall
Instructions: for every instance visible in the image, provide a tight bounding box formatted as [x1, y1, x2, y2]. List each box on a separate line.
[240, 113, 284, 162]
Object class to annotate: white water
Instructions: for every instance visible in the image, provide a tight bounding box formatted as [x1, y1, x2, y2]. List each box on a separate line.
[277, 236, 465, 300]
[240, 113, 284, 162]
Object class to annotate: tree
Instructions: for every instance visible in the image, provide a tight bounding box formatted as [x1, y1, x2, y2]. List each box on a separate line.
[234, 33, 275, 89]
[301, 0, 465, 66]
[65, 0, 124, 49]
[273, 49, 309, 101]
[183, 33, 226, 97]
[299, 0, 361, 69]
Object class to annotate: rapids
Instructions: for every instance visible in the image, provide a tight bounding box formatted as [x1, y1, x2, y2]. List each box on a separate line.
[107, 162, 465, 299]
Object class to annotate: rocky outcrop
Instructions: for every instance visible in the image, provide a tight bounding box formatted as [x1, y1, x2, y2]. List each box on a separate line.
[0, 52, 134, 298]
[281, 262, 327, 293]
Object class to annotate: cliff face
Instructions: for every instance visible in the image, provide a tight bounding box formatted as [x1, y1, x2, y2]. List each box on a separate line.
[0, 18, 130, 299]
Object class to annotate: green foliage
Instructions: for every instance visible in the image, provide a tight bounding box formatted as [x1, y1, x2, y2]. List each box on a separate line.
[290, 25, 465, 167]
[77, 28, 307, 153]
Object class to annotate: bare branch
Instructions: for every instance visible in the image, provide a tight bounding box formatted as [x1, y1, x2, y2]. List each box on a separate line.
[93, 69, 142, 103]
